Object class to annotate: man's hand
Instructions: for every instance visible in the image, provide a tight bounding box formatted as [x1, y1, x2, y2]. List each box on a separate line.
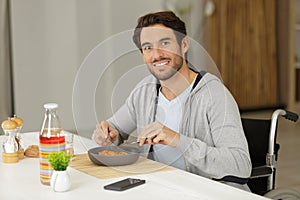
[137, 121, 180, 148]
[93, 121, 119, 146]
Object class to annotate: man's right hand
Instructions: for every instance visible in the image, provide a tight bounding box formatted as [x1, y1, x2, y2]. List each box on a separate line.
[93, 121, 119, 146]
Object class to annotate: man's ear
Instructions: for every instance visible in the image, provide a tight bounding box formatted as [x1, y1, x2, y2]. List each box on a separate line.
[181, 36, 189, 54]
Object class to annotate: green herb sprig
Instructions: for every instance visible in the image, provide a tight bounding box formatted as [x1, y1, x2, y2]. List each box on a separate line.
[48, 152, 72, 171]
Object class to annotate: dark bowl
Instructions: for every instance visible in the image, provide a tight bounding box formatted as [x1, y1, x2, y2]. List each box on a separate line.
[87, 145, 139, 166]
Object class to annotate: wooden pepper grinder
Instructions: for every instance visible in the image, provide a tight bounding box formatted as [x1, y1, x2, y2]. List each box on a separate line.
[1, 118, 19, 163]
[11, 115, 24, 159]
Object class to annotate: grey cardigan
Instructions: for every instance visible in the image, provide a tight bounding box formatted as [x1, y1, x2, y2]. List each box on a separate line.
[108, 72, 252, 190]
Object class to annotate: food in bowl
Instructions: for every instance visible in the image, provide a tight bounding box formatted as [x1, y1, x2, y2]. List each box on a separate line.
[98, 150, 128, 156]
[88, 146, 139, 166]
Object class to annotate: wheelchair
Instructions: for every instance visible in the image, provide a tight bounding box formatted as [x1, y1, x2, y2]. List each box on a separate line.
[241, 109, 300, 199]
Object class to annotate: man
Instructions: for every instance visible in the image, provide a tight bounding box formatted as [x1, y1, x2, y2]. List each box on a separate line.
[93, 11, 252, 191]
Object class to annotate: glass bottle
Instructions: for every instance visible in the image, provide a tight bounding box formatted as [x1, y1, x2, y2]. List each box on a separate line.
[39, 103, 65, 185]
[3, 128, 18, 153]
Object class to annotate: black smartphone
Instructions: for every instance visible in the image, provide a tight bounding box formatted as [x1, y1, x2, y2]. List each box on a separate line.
[104, 178, 146, 191]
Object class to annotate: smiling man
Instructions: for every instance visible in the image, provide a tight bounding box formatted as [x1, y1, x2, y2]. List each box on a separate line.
[93, 11, 252, 191]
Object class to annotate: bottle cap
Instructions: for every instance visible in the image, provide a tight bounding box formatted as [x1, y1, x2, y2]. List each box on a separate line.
[44, 103, 58, 109]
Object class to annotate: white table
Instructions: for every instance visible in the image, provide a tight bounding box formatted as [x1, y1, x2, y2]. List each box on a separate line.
[0, 132, 269, 200]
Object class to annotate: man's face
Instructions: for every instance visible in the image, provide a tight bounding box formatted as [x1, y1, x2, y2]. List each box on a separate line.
[140, 24, 188, 81]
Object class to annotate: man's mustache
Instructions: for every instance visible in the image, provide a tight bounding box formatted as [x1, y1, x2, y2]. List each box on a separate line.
[152, 57, 170, 63]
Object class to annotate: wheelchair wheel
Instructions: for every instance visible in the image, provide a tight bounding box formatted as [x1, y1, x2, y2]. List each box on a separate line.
[264, 188, 300, 200]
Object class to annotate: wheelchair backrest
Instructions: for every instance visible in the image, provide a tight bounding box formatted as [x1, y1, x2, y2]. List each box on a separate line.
[241, 118, 279, 167]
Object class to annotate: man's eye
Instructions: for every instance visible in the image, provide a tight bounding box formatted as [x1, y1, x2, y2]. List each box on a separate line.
[143, 46, 152, 51]
[162, 41, 170, 46]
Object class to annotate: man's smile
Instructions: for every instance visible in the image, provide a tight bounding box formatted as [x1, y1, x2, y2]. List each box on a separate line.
[153, 60, 170, 67]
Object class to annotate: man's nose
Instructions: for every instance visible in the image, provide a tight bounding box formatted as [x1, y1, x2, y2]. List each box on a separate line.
[152, 48, 164, 59]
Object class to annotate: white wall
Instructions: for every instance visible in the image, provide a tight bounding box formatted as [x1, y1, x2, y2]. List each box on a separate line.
[76, 0, 162, 120]
[0, 0, 13, 135]
[10, 0, 79, 132]
[10, 0, 163, 135]
[75, 0, 163, 136]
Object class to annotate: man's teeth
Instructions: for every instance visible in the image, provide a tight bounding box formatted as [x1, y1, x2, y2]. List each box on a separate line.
[154, 61, 168, 67]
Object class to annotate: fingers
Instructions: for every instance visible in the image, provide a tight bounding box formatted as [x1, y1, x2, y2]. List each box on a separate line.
[93, 121, 118, 146]
[139, 129, 161, 146]
[93, 129, 111, 146]
[137, 122, 180, 147]
[152, 132, 165, 144]
[99, 121, 109, 139]
[137, 122, 163, 146]
[108, 126, 118, 141]
[150, 131, 179, 147]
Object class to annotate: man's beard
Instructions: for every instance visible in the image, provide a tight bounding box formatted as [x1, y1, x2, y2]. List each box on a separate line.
[148, 56, 183, 81]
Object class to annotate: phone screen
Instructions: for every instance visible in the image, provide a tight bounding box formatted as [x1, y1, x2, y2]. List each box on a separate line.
[104, 178, 146, 191]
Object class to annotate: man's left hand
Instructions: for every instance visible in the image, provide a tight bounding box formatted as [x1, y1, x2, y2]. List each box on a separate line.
[137, 121, 180, 148]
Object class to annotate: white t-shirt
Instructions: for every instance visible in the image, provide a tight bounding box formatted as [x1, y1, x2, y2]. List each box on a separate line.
[153, 82, 194, 170]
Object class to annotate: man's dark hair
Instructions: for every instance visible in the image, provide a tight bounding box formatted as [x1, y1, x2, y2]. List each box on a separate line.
[132, 11, 187, 52]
